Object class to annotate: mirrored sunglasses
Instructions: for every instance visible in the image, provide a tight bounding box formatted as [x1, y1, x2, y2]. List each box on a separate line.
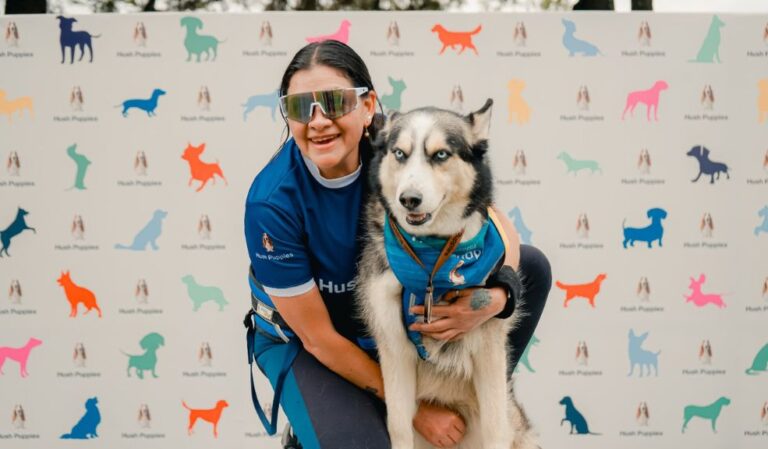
[279, 87, 369, 124]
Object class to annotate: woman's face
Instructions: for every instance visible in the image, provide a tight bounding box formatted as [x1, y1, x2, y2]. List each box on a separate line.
[286, 64, 376, 179]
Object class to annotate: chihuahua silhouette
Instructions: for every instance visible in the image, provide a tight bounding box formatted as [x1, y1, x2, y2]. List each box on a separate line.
[118, 89, 166, 117]
[0, 337, 42, 378]
[182, 143, 227, 192]
[628, 329, 660, 377]
[380, 77, 407, 112]
[57, 271, 102, 318]
[56, 16, 100, 64]
[0, 207, 36, 257]
[687, 145, 730, 184]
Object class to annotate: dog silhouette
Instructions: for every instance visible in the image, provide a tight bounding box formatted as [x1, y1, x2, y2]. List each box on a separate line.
[1, 207, 36, 257]
[622, 81, 668, 121]
[556, 273, 607, 308]
[507, 79, 530, 124]
[431, 24, 482, 55]
[561, 19, 601, 56]
[690, 16, 725, 63]
[56, 16, 100, 64]
[66, 143, 91, 190]
[61, 397, 100, 439]
[380, 77, 407, 112]
[507, 207, 532, 244]
[557, 152, 601, 175]
[622, 208, 667, 249]
[118, 88, 166, 117]
[685, 274, 726, 308]
[181, 275, 228, 311]
[745, 343, 768, 375]
[182, 400, 228, 438]
[682, 397, 730, 433]
[0, 89, 34, 123]
[241, 90, 279, 121]
[514, 335, 539, 373]
[686, 145, 729, 184]
[122, 332, 165, 379]
[57, 271, 102, 318]
[628, 329, 660, 377]
[182, 142, 227, 192]
[306, 19, 351, 44]
[758, 80, 768, 123]
[180, 16, 225, 62]
[115, 209, 167, 251]
[755, 205, 768, 236]
[0, 337, 42, 377]
[559, 396, 597, 434]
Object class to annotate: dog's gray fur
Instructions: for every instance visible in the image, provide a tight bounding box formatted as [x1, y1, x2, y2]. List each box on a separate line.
[356, 100, 537, 449]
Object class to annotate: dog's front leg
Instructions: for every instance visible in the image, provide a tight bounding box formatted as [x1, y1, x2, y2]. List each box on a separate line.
[473, 328, 512, 449]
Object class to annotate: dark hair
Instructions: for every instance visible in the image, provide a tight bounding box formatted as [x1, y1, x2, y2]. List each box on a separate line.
[275, 40, 382, 166]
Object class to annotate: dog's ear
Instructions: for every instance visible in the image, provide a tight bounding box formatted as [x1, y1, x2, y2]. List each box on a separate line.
[467, 98, 493, 142]
[367, 112, 392, 145]
[701, 147, 710, 157]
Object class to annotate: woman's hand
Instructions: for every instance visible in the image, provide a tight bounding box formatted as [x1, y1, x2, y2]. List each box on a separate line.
[413, 401, 466, 448]
[409, 287, 506, 341]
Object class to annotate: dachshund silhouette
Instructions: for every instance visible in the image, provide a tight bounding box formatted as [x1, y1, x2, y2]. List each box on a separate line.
[557, 152, 601, 175]
[306, 20, 351, 45]
[431, 24, 482, 55]
[0, 207, 36, 257]
[241, 90, 279, 121]
[682, 397, 730, 433]
[118, 89, 166, 117]
[686, 145, 729, 184]
[181, 142, 227, 192]
[180, 17, 225, 62]
[561, 19, 601, 56]
[559, 396, 598, 434]
[61, 397, 100, 439]
[0, 337, 42, 377]
[122, 332, 165, 379]
[56, 16, 100, 64]
[182, 400, 228, 438]
[57, 271, 102, 318]
[556, 274, 607, 308]
[622, 208, 667, 249]
[622, 81, 668, 121]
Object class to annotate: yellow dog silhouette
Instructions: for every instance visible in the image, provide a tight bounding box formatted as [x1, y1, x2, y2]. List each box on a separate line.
[0, 90, 33, 123]
[758, 79, 768, 123]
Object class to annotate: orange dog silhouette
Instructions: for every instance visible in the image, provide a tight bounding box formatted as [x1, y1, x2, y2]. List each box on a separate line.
[182, 400, 228, 438]
[431, 24, 481, 55]
[57, 271, 102, 318]
[181, 142, 227, 192]
[0, 89, 34, 123]
[556, 273, 607, 308]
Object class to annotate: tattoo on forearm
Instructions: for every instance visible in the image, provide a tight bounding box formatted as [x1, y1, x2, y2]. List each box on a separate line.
[470, 290, 492, 310]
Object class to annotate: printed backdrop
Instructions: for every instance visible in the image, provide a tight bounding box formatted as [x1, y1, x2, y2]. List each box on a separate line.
[1, 10, 767, 449]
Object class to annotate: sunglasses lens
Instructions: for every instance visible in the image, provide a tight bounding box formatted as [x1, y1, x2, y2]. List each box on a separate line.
[282, 93, 314, 124]
[281, 89, 362, 123]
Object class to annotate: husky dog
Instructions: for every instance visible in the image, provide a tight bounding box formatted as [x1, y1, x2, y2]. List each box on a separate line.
[356, 99, 537, 449]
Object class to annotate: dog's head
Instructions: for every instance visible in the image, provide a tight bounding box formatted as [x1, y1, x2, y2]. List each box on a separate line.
[182, 142, 204, 161]
[653, 80, 669, 91]
[180, 16, 203, 31]
[371, 99, 494, 237]
[559, 396, 573, 407]
[139, 332, 165, 351]
[561, 19, 576, 32]
[646, 208, 668, 221]
[215, 400, 229, 410]
[56, 16, 76, 30]
[152, 209, 168, 220]
[431, 24, 446, 34]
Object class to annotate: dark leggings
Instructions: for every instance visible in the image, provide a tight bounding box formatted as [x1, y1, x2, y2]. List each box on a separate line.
[253, 244, 552, 449]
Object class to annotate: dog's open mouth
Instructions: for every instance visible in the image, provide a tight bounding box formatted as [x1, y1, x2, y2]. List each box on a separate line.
[406, 213, 432, 226]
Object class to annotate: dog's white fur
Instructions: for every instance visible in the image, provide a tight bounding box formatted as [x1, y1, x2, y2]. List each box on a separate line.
[357, 101, 536, 449]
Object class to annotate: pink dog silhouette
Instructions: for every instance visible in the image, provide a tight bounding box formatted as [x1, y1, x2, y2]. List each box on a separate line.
[306, 20, 351, 44]
[684, 274, 726, 308]
[622, 81, 669, 121]
[0, 337, 42, 378]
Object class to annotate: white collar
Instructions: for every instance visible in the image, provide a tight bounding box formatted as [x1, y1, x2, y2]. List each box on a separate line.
[301, 154, 361, 189]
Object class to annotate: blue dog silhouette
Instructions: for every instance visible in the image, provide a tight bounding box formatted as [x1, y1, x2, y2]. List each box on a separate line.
[115, 210, 167, 251]
[508, 207, 532, 244]
[622, 208, 667, 249]
[755, 205, 768, 237]
[242, 90, 279, 121]
[61, 397, 100, 439]
[560, 396, 598, 435]
[628, 329, 660, 377]
[561, 19, 601, 56]
[686, 145, 730, 184]
[56, 16, 100, 64]
[118, 89, 166, 117]
[0, 207, 36, 257]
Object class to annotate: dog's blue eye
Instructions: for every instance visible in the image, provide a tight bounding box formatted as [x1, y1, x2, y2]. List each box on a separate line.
[434, 150, 450, 161]
[393, 149, 406, 161]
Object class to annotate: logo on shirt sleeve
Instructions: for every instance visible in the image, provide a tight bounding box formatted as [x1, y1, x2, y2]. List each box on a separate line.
[261, 233, 274, 252]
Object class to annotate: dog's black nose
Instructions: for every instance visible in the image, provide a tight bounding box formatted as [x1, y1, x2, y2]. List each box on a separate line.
[399, 191, 422, 211]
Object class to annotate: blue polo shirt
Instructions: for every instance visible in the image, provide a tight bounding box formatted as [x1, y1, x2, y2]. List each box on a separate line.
[244, 138, 366, 343]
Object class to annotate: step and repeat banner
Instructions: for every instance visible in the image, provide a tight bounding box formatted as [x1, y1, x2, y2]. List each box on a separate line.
[1, 10, 767, 449]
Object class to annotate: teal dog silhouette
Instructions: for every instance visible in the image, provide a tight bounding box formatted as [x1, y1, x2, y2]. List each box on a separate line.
[66, 143, 90, 190]
[180, 17, 225, 62]
[181, 275, 228, 311]
[121, 332, 165, 379]
[682, 396, 730, 433]
[690, 16, 725, 63]
[557, 151, 602, 175]
[746, 343, 768, 375]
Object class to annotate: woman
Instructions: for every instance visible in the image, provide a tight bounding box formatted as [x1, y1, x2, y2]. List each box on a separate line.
[245, 40, 551, 449]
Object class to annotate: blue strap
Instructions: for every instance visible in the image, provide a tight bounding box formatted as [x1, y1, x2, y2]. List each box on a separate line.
[247, 319, 300, 436]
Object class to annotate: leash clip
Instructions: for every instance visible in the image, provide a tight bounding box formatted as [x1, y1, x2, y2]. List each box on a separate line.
[424, 283, 434, 324]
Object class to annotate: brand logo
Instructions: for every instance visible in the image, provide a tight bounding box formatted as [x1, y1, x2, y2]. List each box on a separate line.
[636, 277, 651, 302]
[137, 404, 152, 429]
[134, 150, 148, 176]
[11, 404, 26, 429]
[197, 85, 211, 111]
[318, 278, 356, 294]
[386, 21, 400, 46]
[5, 21, 19, 47]
[638, 21, 652, 47]
[69, 86, 84, 111]
[5, 150, 20, 176]
[135, 278, 149, 304]
[261, 233, 274, 252]
[73, 342, 87, 368]
[636, 402, 650, 426]
[513, 21, 527, 47]
[198, 341, 213, 367]
[259, 20, 273, 46]
[133, 21, 147, 47]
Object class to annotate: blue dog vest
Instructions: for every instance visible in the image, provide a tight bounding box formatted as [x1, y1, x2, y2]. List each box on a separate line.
[383, 210, 508, 360]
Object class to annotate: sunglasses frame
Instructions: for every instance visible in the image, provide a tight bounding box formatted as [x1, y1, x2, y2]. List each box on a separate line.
[279, 87, 369, 124]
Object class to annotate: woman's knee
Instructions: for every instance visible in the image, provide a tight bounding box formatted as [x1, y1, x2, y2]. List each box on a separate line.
[519, 244, 552, 295]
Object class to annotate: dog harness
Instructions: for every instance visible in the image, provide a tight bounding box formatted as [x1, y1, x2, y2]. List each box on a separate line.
[383, 208, 508, 360]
